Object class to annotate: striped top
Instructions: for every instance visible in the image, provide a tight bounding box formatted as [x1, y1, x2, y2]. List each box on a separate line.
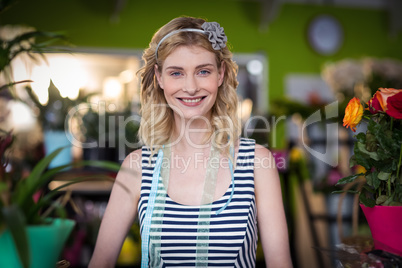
[138, 138, 257, 267]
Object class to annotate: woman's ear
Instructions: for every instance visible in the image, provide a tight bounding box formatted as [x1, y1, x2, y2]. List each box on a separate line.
[218, 61, 225, 87]
[154, 64, 164, 89]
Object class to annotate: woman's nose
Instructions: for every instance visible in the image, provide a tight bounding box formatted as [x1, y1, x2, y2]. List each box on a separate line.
[183, 76, 198, 94]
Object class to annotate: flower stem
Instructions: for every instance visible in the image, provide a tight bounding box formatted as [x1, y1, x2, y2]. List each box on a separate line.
[397, 142, 402, 182]
[388, 177, 391, 197]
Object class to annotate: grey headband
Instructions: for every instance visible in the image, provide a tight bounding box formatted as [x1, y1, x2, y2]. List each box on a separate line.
[155, 21, 227, 59]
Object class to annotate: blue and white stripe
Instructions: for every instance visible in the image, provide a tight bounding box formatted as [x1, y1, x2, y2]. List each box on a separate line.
[138, 138, 257, 267]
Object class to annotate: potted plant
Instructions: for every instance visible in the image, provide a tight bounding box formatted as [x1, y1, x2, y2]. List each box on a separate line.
[25, 82, 78, 169]
[0, 129, 74, 268]
[337, 87, 402, 256]
[0, 129, 121, 268]
[79, 102, 140, 163]
[0, 5, 122, 266]
[0, 18, 75, 169]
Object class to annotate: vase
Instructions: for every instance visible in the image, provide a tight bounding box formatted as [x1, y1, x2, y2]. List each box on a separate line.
[43, 130, 73, 169]
[0, 218, 75, 268]
[360, 204, 402, 256]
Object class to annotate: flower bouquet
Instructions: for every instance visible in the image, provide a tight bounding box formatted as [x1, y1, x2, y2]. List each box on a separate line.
[337, 88, 402, 207]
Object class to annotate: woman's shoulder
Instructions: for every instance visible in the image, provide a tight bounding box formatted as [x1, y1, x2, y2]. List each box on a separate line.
[120, 148, 143, 174]
[254, 143, 271, 156]
[112, 148, 143, 201]
[251, 142, 276, 170]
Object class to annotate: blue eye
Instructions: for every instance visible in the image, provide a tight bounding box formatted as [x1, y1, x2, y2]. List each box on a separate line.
[170, 71, 181, 76]
[199, 70, 210, 75]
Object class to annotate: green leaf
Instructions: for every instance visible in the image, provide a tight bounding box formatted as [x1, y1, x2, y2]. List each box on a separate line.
[383, 193, 396, 206]
[378, 171, 391, 181]
[77, 160, 121, 172]
[366, 172, 381, 190]
[376, 195, 387, 205]
[7, 31, 65, 52]
[378, 161, 395, 174]
[28, 174, 121, 221]
[389, 201, 402, 206]
[16, 155, 120, 223]
[355, 132, 366, 143]
[1, 205, 29, 268]
[365, 132, 377, 152]
[13, 147, 66, 206]
[360, 193, 376, 208]
[353, 149, 372, 171]
[331, 189, 359, 194]
[349, 155, 357, 167]
[335, 173, 364, 185]
[357, 142, 379, 161]
[362, 184, 375, 194]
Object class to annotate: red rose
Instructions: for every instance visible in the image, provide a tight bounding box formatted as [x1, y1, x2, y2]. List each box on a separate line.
[368, 88, 402, 117]
[386, 90, 402, 119]
[368, 95, 383, 114]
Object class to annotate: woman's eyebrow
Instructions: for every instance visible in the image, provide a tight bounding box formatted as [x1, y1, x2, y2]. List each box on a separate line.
[165, 63, 215, 71]
[165, 66, 183, 70]
[196, 63, 215, 69]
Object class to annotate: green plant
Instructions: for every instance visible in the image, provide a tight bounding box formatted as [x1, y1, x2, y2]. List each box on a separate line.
[336, 88, 402, 207]
[0, 28, 77, 131]
[25, 82, 78, 131]
[0, 3, 74, 131]
[0, 3, 122, 266]
[80, 103, 140, 146]
[0, 24, 74, 133]
[0, 129, 121, 268]
[0, 26, 66, 91]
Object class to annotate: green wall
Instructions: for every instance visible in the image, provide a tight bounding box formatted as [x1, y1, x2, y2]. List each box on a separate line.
[2, 0, 402, 147]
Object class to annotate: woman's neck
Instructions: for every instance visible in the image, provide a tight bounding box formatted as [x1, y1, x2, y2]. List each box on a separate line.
[171, 115, 213, 153]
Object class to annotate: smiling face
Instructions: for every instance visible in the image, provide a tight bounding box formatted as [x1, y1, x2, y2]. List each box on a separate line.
[155, 45, 225, 123]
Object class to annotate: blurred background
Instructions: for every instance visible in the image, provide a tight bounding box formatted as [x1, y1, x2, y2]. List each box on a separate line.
[1, 0, 402, 267]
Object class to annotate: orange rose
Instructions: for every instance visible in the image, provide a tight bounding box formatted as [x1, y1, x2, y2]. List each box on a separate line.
[343, 97, 363, 132]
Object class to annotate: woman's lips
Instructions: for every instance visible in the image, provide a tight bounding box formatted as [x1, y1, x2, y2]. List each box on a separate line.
[177, 96, 206, 106]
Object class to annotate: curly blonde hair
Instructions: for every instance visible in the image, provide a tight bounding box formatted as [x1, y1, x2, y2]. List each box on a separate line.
[138, 16, 240, 156]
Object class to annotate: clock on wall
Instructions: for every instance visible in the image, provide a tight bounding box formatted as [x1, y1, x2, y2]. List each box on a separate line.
[307, 14, 344, 56]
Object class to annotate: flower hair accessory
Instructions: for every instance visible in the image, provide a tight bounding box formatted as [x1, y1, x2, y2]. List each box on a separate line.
[155, 21, 227, 59]
[201, 22, 227, 50]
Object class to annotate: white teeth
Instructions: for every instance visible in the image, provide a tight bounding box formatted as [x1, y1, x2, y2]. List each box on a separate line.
[182, 98, 201, 103]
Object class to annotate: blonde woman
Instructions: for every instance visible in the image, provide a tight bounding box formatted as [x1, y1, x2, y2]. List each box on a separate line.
[89, 16, 292, 268]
